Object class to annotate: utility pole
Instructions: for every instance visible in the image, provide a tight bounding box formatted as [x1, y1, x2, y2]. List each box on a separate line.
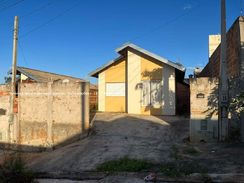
[8, 16, 19, 143]
[219, 0, 229, 141]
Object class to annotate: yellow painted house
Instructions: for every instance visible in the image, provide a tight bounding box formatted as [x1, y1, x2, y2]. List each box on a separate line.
[90, 43, 188, 115]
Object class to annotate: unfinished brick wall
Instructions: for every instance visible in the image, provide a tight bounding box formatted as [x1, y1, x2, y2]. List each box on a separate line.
[190, 78, 219, 142]
[18, 82, 89, 148]
[89, 88, 98, 110]
[199, 17, 242, 78]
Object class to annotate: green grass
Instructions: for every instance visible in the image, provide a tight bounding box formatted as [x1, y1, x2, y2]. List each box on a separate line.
[96, 157, 152, 172]
[160, 161, 207, 177]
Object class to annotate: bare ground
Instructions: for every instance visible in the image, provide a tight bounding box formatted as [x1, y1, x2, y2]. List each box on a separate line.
[1, 112, 244, 177]
[27, 113, 189, 172]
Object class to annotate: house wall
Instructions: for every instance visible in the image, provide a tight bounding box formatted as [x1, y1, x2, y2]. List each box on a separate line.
[190, 77, 219, 142]
[104, 59, 126, 112]
[98, 59, 126, 112]
[127, 51, 141, 114]
[140, 55, 176, 115]
[97, 50, 177, 115]
[98, 72, 105, 111]
[18, 82, 89, 148]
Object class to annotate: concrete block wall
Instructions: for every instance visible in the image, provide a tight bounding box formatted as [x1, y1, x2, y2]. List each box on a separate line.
[18, 82, 89, 148]
[190, 78, 219, 142]
[0, 85, 11, 142]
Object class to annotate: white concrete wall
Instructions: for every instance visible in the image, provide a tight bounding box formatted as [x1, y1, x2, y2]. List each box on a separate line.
[190, 77, 218, 142]
[98, 72, 105, 112]
[127, 51, 141, 114]
[161, 65, 176, 115]
[20, 74, 28, 82]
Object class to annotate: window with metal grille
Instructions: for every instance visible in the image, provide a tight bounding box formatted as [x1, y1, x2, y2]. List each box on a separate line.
[141, 80, 162, 106]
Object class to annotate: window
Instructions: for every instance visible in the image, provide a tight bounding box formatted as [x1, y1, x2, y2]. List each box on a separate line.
[200, 120, 208, 131]
[141, 80, 162, 106]
[106, 83, 125, 96]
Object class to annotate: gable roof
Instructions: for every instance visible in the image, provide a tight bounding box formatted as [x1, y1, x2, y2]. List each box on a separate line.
[90, 43, 185, 77]
[11, 66, 86, 83]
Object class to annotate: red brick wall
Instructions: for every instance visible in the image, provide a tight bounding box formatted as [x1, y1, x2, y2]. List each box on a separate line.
[89, 88, 98, 110]
[199, 17, 241, 78]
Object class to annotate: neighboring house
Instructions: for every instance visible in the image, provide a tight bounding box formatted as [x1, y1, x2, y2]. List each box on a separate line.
[90, 43, 189, 116]
[11, 66, 86, 83]
[190, 16, 244, 142]
[9, 66, 98, 109]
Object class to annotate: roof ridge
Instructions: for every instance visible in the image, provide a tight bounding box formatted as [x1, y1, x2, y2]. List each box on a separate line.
[17, 66, 85, 81]
[116, 43, 184, 70]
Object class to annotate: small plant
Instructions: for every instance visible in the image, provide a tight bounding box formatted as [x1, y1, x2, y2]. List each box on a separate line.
[230, 92, 244, 114]
[0, 154, 37, 183]
[96, 156, 152, 172]
[160, 161, 207, 177]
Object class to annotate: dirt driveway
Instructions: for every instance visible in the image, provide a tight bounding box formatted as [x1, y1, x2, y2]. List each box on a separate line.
[28, 113, 189, 172]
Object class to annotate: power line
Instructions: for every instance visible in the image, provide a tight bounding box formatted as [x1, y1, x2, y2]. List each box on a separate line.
[0, 0, 24, 13]
[19, 41, 28, 66]
[3, 0, 59, 26]
[20, 0, 59, 19]
[20, 0, 81, 38]
[129, 3, 201, 42]
[0, 0, 14, 8]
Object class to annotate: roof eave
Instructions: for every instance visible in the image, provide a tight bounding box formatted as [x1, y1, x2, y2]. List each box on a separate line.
[116, 43, 186, 72]
[89, 56, 124, 77]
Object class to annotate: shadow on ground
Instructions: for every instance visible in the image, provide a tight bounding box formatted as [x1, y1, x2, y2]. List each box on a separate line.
[26, 113, 189, 172]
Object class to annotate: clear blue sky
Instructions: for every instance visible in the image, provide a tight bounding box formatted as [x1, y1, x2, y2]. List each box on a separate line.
[0, 0, 241, 84]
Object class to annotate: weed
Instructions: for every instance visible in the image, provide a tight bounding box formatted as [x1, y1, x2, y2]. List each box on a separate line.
[96, 156, 152, 172]
[0, 154, 37, 183]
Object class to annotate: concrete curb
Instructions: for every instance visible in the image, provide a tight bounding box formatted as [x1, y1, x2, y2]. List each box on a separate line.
[34, 171, 244, 182]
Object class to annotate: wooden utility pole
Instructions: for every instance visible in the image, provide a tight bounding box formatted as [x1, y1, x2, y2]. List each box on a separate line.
[219, 0, 229, 141]
[8, 16, 19, 142]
